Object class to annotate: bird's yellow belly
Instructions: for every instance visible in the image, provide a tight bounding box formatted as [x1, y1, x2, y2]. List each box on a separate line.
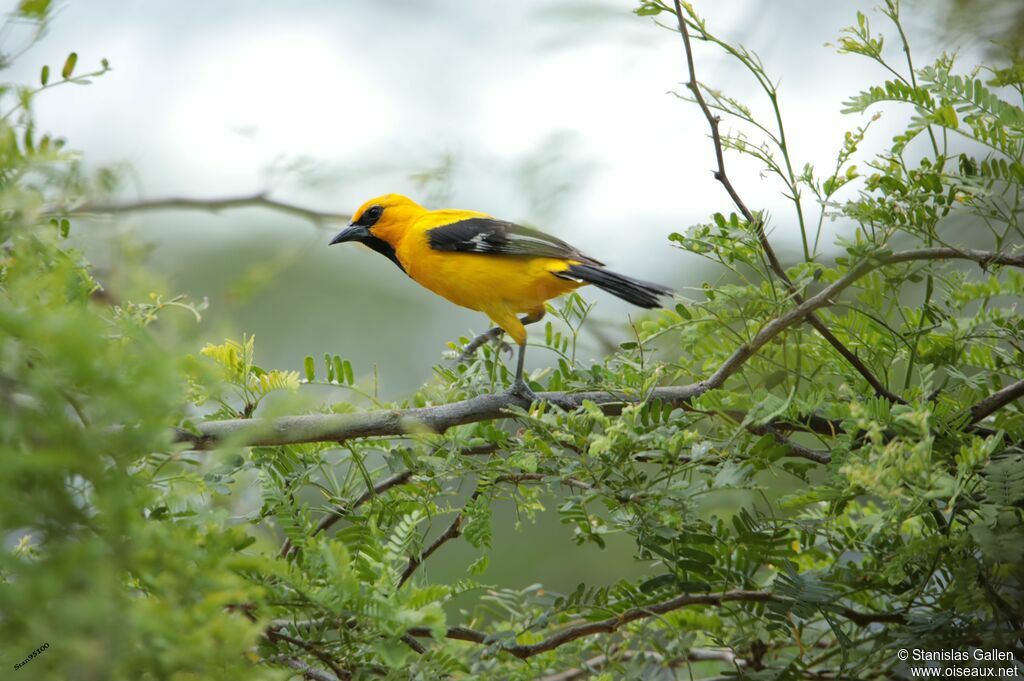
[400, 250, 583, 313]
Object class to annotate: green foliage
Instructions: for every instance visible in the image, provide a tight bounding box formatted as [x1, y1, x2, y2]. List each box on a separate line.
[0, 10, 273, 681]
[3, 2, 1024, 681]
[197, 335, 300, 418]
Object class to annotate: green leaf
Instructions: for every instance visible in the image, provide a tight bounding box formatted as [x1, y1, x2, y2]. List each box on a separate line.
[16, 0, 51, 19]
[984, 456, 1024, 507]
[640, 574, 677, 593]
[303, 355, 315, 382]
[232, 535, 256, 551]
[62, 52, 78, 80]
[40, 65, 49, 86]
[932, 104, 959, 128]
[635, 3, 663, 16]
[467, 554, 489, 576]
[463, 497, 492, 549]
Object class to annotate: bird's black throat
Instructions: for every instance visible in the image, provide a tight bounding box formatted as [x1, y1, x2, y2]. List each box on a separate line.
[360, 235, 407, 275]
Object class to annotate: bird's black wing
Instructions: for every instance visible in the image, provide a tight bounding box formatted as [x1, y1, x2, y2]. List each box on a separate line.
[426, 217, 603, 266]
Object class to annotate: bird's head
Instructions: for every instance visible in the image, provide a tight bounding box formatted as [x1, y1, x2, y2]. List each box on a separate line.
[328, 194, 424, 273]
[329, 194, 423, 249]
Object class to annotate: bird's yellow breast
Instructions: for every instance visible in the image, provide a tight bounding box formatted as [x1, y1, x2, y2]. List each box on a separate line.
[395, 229, 583, 314]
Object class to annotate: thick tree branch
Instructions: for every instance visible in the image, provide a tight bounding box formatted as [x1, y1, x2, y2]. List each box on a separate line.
[407, 589, 902, 659]
[67, 192, 350, 228]
[671, 1, 905, 404]
[969, 377, 1024, 424]
[174, 247, 1024, 451]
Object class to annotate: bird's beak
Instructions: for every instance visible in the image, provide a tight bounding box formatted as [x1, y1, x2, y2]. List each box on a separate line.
[328, 223, 370, 245]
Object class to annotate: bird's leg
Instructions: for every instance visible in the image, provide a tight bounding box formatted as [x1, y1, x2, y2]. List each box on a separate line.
[507, 342, 538, 402]
[505, 342, 576, 411]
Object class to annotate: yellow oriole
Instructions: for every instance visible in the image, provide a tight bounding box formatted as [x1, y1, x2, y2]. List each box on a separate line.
[329, 194, 672, 397]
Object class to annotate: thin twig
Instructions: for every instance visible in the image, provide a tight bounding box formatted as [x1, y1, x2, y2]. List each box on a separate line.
[266, 629, 348, 680]
[397, 474, 597, 588]
[400, 634, 427, 654]
[277, 656, 342, 681]
[747, 424, 831, 464]
[672, 1, 906, 404]
[66, 192, 350, 228]
[407, 589, 902, 659]
[538, 648, 742, 681]
[268, 618, 331, 632]
[398, 502, 469, 588]
[60, 389, 91, 427]
[279, 469, 414, 558]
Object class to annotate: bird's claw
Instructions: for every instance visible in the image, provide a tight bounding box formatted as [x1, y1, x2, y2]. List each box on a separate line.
[506, 380, 539, 404]
[457, 327, 505, 362]
[505, 381, 576, 411]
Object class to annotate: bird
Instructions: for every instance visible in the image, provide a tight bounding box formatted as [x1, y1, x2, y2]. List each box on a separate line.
[328, 194, 672, 400]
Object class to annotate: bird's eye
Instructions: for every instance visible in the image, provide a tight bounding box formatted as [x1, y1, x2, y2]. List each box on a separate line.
[359, 205, 384, 227]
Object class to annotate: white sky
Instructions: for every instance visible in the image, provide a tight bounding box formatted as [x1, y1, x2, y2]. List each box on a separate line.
[3, 0, 941, 268]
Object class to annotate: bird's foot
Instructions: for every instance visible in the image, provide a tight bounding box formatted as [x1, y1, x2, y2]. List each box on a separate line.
[505, 379, 539, 404]
[504, 380, 577, 411]
[492, 339, 513, 357]
[457, 327, 510, 362]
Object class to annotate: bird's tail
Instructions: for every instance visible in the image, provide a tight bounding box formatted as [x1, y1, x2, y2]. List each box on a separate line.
[555, 264, 672, 309]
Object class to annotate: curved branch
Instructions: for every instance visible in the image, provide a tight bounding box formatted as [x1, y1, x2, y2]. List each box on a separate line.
[747, 424, 831, 464]
[407, 589, 902, 659]
[266, 629, 347, 680]
[397, 501, 469, 588]
[174, 247, 1024, 451]
[67, 193, 350, 228]
[280, 469, 414, 558]
[396, 474, 599, 588]
[672, 1, 906, 404]
[266, 592, 900, 665]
